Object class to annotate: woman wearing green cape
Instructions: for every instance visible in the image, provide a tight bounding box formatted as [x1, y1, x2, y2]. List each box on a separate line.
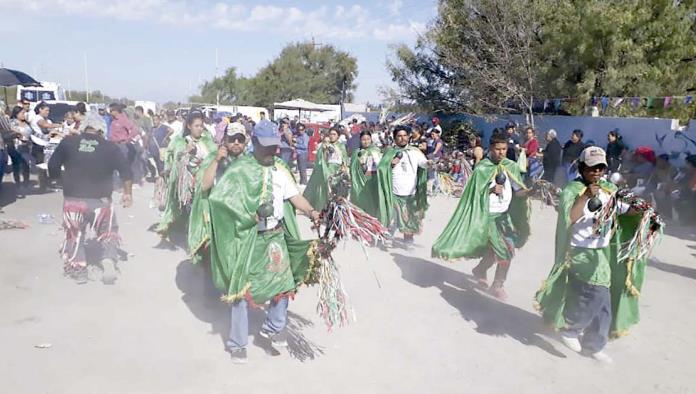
[375, 125, 430, 246]
[535, 147, 653, 364]
[349, 130, 382, 217]
[203, 120, 322, 364]
[187, 123, 248, 263]
[303, 126, 348, 211]
[431, 132, 530, 300]
[156, 110, 216, 239]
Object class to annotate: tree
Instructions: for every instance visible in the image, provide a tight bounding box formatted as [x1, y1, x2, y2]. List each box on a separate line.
[192, 42, 359, 107]
[189, 67, 244, 105]
[388, 0, 696, 119]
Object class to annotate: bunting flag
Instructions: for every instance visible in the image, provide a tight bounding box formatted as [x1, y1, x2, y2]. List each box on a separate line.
[685, 96, 693, 105]
[646, 97, 655, 108]
[631, 97, 641, 110]
[664, 96, 672, 108]
[612, 97, 624, 108]
[553, 99, 562, 111]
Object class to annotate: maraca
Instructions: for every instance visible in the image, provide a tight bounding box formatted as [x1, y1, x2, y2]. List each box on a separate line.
[257, 202, 274, 221]
[587, 196, 603, 212]
[395, 151, 403, 160]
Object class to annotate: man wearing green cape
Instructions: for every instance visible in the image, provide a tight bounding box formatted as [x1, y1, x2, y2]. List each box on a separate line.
[349, 130, 382, 217]
[431, 133, 530, 300]
[535, 147, 646, 364]
[156, 110, 216, 238]
[376, 125, 430, 246]
[204, 120, 321, 364]
[188, 123, 248, 263]
[303, 126, 348, 211]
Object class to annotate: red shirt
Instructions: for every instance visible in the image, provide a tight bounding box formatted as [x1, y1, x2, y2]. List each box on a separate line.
[109, 113, 138, 143]
[524, 138, 539, 158]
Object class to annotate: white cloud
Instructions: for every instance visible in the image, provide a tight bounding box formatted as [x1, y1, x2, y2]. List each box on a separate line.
[0, 0, 428, 42]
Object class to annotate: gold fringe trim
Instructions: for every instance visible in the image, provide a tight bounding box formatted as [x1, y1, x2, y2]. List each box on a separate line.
[220, 282, 252, 304]
[624, 258, 641, 297]
[188, 236, 210, 261]
[301, 240, 321, 285]
[610, 329, 630, 339]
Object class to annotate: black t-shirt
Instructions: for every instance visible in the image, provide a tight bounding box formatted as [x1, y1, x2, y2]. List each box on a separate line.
[506, 134, 520, 161]
[48, 133, 132, 199]
[562, 140, 586, 164]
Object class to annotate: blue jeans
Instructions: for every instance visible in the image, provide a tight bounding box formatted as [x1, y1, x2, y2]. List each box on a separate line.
[296, 152, 308, 184]
[226, 297, 289, 349]
[561, 277, 611, 353]
[279, 149, 293, 167]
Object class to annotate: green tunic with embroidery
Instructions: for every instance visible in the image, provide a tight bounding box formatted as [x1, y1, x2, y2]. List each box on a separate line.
[375, 146, 429, 233]
[157, 132, 216, 237]
[303, 142, 348, 211]
[349, 146, 382, 218]
[206, 155, 319, 304]
[535, 179, 649, 337]
[188, 152, 245, 264]
[431, 157, 530, 260]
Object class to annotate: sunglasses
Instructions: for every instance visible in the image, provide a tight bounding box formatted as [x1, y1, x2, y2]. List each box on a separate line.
[229, 135, 246, 144]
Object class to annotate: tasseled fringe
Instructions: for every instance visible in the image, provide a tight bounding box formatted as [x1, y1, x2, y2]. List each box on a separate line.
[176, 160, 196, 208]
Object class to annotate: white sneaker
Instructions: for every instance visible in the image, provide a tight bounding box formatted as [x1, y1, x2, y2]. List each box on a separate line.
[561, 335, 582, 353]
[100, 258, 118, 284]
[590, 350, 613, 364]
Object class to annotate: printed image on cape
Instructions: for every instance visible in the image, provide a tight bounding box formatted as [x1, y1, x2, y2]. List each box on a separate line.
[375, 146, 429, 230]
[156, 132, 216, 238]
[349, 146, 382, 218]
[188, 152, 245, 264]
[206, 155, 320, 304]
[431, 158, 530, 260]
[303, 142, 348, 212]
[535, 179, 649, 337]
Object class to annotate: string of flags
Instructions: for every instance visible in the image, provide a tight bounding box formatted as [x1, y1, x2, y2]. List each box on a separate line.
[540, 95, 695, 112]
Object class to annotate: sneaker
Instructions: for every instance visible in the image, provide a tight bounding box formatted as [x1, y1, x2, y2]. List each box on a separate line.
[488, 282, 508, 301]
[259, 328, 288, 347]
[71, 267, 89, 285]
[590, 350, 613, 364]
[472, 266, 488, 288]
[227, 347, 248, 364]
[100, 258, 117, 285]
[560, 335, 582, 353]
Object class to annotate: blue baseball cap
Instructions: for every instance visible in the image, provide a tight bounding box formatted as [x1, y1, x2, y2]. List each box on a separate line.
[252, 120, 281, 146]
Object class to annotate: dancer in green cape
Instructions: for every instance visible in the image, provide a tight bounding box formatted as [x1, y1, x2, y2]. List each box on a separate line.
[205, 120, 321, 364]
[535, 146, 653, 363]
[303, 126, 348, 211]
[376, 125, 430, 246]
[349, 130, 383, 217]
[156, 110, 216, 238]
[188, 123, 248, 263]
[431, 132, 530, 300]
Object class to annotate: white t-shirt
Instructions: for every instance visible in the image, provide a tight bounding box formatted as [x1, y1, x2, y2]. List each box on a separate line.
[258, 166, 300, 231]
[392, 148, 428, 196]
[489, 175, 517, 213]
[570, 189, 630, 249]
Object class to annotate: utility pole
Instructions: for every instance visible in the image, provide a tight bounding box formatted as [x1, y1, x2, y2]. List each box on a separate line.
[83, 52, 89, 103]
[215, 48, 220, 106]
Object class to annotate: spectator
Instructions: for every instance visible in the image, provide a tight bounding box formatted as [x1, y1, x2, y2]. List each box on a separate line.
[278, 120, 295, 166]
[108, 103, 143, 184]
[30, 102, 62, 164]
[606, 130, 627, 172]
[428, 127, 444, 160]
[562, 129, 586, 182]
[504, 121, 521, 161]
[347, 124, 362, 156]
[523, 126, 542, 180]
[675, 154, 696, 224]
[134, 106, 153, 135]
[626, 146, 656, 190]
[7, 106, 33, 196]
[541, 129, 562, 185]
[464, 134, 484, 167]
[295, 123, 310, 185]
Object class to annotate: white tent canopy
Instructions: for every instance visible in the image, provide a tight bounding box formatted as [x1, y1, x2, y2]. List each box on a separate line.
[273, 98, 333, 112]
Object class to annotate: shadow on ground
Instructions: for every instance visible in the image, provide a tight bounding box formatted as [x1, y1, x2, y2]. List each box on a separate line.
[649, 258, 696, 281]
[392, 253, 566, 358]
[175, 259, 323, 362]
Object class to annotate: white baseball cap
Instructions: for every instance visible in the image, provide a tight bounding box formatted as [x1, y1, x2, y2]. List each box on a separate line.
[579, 146, 608, 167]
[226, 122, 246, 137]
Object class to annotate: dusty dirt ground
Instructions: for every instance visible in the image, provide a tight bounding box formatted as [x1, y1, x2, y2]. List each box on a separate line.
[1, 182, 695, 394]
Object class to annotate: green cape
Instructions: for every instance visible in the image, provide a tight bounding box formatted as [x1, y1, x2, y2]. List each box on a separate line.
[349, 146, 382, 217]
[303, 142, 348, 211]
[156, 132, 216, 237]
[534, 179, 648, 337]
[375, 146, 429, 227]
[207, 155, 319, 304]
[431, 158, 530, 260]
[188, 152, 246, 264]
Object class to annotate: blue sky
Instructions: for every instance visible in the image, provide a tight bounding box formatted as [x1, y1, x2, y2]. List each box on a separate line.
[0, 0, 436, 104]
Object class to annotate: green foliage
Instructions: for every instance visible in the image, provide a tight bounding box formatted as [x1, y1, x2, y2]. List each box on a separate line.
[65, 90, 133, 105]
[388, 0, 696, 118]
[191, 42, 358, 107]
